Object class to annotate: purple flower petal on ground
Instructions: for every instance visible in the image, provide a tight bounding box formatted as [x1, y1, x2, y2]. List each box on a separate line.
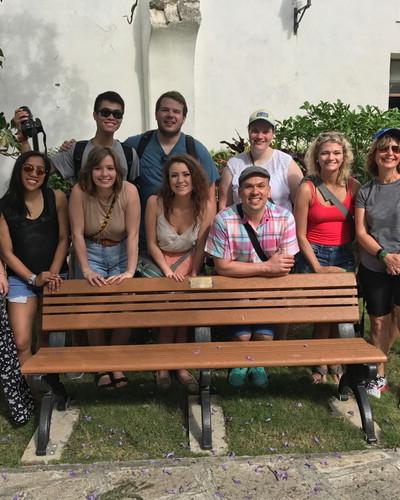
[313, 482, 323, 493]
[274, 469, 288, 481]
[254, 465, 265, 473]
[214, 492, 225, 498]
[84, 415, 92, 422]
[69, 470, 78, 477]
[220, 464, 228, 471]
[1, 473, 7, 480]
[304, 462, 312, 468]
[164, 451, 175, 459]
[232, 478, 241, 485]
[333, 452, 342, 459]
[86, 492, 97, 500]
[163, 468, 172, 475]
[12, 494, 22, 500]
[313, 436, 321, 444]
[283, 441, 289, 448]
[228, 451, 236, 459]
[166, 489, 176, 494]
[268, 447, 277, 453]
[319, 459, 329, 466]
[347, 410, 354, 416]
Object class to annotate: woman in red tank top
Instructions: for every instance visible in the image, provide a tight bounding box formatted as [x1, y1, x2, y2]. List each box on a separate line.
[294, 132, 360, 384]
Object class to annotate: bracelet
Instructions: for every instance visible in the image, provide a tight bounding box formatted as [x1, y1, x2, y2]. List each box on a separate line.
[377, 249, 389, 262]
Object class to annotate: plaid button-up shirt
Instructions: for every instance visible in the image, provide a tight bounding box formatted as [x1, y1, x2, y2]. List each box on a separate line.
[205, 202, 299, 262]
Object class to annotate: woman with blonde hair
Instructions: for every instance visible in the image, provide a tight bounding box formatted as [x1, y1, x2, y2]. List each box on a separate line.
[295, 131, 360, 383]
[69, 145, 140, 388]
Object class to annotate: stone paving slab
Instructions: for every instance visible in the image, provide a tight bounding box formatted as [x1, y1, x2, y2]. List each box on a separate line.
[1, 449, 400, 499]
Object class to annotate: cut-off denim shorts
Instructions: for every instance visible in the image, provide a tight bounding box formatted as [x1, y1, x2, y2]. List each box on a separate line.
[74, 239, 127, 278]
[295, 242, 355, 273]
[8, 273, 68, 303]
[232, 324, 274, 338]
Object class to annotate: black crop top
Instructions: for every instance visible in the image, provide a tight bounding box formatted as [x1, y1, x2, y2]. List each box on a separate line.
[1, 188, 68, 276]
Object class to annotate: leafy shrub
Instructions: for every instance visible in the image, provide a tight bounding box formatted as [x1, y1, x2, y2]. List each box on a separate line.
[213, 100, 400, 183]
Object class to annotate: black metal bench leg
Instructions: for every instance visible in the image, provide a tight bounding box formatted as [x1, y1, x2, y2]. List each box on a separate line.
[29, 374, 68, 456]
[339, 364, 378, 444]
[199, 369, 212, 450]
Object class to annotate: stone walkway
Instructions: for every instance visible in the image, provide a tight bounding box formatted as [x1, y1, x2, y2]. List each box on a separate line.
[1, 449, 400, 499]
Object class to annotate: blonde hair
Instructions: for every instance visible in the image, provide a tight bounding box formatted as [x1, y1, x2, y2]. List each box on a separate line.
[305, 131, 354, 184]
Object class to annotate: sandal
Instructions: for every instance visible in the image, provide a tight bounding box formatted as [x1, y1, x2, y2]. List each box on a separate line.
[328, 365, 343, 385]
[95, 372, 113, 389]
[110, 372, 129, 389]
[156, 371, 171, 390]
[310, 366, 328, 384]
[176, 370, 199, 394]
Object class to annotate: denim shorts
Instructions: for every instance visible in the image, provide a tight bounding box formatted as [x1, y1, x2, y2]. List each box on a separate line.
[74, 239, 127, 278]
[232, 324, 274, 338]
[296, 243, 355, 273]
[8, 273, 68, 303]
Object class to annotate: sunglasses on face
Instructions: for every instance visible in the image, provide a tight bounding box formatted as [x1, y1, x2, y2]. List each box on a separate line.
[98, 108, 124, 120]
[23, 163, 48, 176]
[378, 145, 400, 154]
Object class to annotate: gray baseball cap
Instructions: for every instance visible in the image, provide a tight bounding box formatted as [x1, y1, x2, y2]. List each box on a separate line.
[238, 166, 270, 185]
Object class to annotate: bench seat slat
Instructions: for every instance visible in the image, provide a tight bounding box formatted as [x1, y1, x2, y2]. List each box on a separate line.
[21, 339, 386, 375]
[42, 306, 359, 331]
[43, 297, 358, 314]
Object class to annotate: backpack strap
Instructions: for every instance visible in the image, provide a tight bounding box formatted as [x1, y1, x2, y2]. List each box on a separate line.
[185, 134, 198, 159]
[72, 140, 89, 180]
[136, 130, 156, 159]
[236, 204, 268, 262]
[120, 142, 134, 179]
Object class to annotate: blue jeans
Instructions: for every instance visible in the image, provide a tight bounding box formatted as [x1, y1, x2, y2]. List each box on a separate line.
[296, 243, 355, 273]
[75, 239, 127, 278]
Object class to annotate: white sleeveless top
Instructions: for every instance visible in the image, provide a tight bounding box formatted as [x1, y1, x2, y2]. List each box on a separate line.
[156, 211, 200, 252]
[227, 149, 293, 212]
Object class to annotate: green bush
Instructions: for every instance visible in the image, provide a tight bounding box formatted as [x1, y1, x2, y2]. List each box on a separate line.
[213, 100, 400, 184]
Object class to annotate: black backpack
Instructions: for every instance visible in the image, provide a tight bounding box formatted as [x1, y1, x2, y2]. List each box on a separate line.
[73, 140, 134, 180]
[135, 130, 198, 160]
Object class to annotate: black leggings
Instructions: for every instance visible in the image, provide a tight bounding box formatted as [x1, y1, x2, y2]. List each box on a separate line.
[358, 263, 400, 317]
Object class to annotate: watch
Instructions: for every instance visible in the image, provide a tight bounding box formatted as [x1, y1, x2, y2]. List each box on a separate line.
[376, 249, 388, 262]
[27, 274, 37, 286]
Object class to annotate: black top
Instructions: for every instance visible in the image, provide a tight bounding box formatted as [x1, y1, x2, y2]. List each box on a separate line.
[0, 187, 68, 276]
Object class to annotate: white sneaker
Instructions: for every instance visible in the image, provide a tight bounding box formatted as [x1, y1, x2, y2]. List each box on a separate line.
[366, 376, 389, 399]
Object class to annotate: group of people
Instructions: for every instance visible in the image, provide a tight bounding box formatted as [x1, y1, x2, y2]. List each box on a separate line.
[1, 89, 399, 401]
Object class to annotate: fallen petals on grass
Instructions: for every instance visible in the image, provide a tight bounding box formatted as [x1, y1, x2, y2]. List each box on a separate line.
[232, 477, 241, 485]
[273, 469, 288, 481]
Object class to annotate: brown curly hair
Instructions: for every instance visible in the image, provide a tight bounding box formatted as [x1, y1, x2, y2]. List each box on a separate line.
[159, 154, 209, 223]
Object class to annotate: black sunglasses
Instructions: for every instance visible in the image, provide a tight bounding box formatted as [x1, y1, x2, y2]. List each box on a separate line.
[98, 108, 124, 120]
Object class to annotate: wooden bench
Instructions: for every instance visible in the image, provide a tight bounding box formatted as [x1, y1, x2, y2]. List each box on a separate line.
[22, 273, 387, 455]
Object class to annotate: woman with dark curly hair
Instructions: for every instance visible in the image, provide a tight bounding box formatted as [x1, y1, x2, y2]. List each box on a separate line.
[355, 128, 400, 398]
[0, 151, 69, 365]
[144, 153, 213, 391]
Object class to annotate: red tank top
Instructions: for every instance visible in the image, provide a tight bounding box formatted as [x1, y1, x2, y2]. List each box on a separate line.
[306, 179, 355, 245]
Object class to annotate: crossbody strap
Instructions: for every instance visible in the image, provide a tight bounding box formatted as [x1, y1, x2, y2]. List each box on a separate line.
[87, 194, 117, 239]
[236, 204, 268, 262]
[310, 177, 355, 236]
[170, 248, 193, 272]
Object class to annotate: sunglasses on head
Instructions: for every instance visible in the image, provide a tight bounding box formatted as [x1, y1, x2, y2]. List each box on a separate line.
[98, 108, 124, 120]
[23, 163, 48, 176]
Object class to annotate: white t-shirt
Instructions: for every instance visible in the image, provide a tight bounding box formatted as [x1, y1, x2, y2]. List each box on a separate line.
[227, 149, 293, 212]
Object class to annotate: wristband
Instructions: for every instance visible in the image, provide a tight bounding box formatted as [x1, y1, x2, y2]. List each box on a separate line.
[377, 249, 388, 262]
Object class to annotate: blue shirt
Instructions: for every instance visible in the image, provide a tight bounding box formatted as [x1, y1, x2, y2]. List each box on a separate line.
[124, 131, 219, 207]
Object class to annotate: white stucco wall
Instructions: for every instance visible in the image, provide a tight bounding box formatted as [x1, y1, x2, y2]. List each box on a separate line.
[1, 0, 400, 192]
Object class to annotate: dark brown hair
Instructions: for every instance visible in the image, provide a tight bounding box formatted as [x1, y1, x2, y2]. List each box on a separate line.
[159, 154, 208, 223]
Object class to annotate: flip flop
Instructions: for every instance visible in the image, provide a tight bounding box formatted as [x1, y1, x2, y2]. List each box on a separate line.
[95, 372, 114, 389]
[110, 373, 129, 389]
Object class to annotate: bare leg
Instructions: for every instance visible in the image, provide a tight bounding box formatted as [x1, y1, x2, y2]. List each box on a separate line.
[369, 313, 391, 377]
[8, 297, 38, 366]
[87, 329, 111, 387]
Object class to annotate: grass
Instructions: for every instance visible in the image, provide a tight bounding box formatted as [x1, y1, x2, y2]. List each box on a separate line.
[1, 324, 400, 467]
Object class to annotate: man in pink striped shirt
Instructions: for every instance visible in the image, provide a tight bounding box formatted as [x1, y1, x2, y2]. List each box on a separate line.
[205, 166, 298, 388]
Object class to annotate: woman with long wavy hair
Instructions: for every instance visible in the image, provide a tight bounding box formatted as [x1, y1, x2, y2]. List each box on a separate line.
[144, 153, 213, 392]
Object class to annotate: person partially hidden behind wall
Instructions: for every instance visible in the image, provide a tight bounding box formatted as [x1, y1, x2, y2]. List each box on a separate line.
[205, 166, 299, 388]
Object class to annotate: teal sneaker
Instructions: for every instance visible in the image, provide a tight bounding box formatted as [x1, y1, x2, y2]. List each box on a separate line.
[248, 367, 269, 388]
[228, 368, 248, 388]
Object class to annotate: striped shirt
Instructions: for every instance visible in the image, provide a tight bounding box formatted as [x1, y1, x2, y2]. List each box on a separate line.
[206, 202, 299, 262]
